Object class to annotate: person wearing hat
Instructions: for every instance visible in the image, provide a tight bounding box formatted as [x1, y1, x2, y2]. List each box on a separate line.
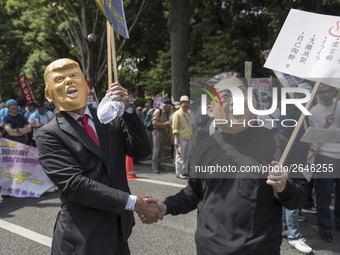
[25, 101, 36, 118]
[28, 102, 53, 147]
[151, 98, 173, 173]
[2, 99, 32, 144]
[172, 96, 191, 179]
[136, 106, 143, 120]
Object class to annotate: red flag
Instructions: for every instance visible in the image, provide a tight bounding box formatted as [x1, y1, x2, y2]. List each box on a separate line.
[16, 74, 37, 103]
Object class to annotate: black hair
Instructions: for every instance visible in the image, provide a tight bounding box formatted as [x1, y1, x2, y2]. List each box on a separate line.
[206, 72, 247, 88]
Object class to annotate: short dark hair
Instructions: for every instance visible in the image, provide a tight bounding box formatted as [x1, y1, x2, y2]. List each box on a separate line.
[28, 101, 35, 107]
[206, 72, 247, 88]
[36, 102, 45, 108]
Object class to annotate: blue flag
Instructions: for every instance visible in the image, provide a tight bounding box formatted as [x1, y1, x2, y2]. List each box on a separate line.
[103, 0, 129, 38]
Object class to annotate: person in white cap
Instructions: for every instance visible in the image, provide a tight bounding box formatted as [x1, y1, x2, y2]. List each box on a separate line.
[172, 95, 191, 179]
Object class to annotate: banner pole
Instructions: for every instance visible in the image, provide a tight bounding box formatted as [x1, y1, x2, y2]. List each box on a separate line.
[279, 81, 320, 166]
[110, 24, 119, 83]
[332, 89, 340, 114]
[107, 20, 113, 89]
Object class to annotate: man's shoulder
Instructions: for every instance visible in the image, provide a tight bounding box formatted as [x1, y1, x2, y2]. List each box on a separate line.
[173, 109, 181, 118]
[2, 114, 12, 122]
[38, 115, 59, 132]
[309, 103, 323, 114]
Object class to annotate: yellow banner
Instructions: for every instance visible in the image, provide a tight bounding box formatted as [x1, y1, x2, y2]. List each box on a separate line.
[95, 0, 107, 18]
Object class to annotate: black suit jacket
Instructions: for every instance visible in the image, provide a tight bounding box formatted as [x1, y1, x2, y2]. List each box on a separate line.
[36, 107, 150, 255]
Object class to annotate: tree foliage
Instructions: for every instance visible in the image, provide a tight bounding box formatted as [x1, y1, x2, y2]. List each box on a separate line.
[1, 0, 340, 104]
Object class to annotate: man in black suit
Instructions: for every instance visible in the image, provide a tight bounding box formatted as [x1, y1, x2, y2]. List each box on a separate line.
[36, 58, 162, 255]
[144, 72, 309, 255]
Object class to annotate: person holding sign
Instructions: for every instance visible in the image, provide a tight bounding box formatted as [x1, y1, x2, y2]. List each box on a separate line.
[308, 83, 340, 243]
[36, 58, 162, 255]
[142, 72, 309, 254]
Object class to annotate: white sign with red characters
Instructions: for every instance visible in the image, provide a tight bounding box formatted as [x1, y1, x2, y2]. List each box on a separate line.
[153, 91, 164, 108]
[264, 9, 340, 88]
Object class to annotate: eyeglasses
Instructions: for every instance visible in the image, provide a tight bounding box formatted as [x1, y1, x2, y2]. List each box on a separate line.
[317, 88, 336, 95]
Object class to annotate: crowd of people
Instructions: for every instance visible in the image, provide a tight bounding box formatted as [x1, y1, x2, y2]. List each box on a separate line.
[0, 99, 56, 146]
[0, 59, 339, 254]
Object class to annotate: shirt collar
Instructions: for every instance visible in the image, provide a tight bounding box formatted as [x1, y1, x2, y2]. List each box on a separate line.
[65, 106, 93, 121]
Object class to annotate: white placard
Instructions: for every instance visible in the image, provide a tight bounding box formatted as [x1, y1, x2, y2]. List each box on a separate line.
[264, 9, 340, 88]
[300, 127, 340, 144]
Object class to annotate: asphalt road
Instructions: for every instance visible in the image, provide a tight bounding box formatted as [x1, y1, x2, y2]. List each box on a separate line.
[0, 155, 339, 255]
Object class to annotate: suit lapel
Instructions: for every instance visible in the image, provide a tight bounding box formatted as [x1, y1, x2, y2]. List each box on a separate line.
[57, 111, 106, 164]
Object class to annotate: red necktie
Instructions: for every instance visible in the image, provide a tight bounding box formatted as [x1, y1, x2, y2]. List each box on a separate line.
[78, 115, 101, 148]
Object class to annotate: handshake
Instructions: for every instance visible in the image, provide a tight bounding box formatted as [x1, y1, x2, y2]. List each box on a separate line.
[134, 197, 166, 224]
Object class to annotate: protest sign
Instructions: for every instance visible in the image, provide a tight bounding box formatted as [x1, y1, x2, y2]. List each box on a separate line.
[264, 9, 340, 89]
[95, 0, 106, 18]
[153, 91, 164, 108]
[0, 138, 54, 197]
[251, 78, 272, 109]
[263, 9, 329, 165]
[97, 0, 130, 86]
[300, 127, 340, 144]
[262, 49, 304, 88]
[128, 91, 136, 102]
[87, 81, 98, 108]
[103, 0, 129, 38]
[16, 74, 37, 104]
[245, 61, 252, 87]
[87, 89, 98, 108]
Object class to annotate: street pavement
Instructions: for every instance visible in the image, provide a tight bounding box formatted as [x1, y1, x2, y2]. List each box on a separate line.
[0, 153, 339, 255]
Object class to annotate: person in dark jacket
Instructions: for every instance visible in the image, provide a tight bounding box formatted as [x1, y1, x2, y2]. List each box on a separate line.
[142, 72, 308, 255]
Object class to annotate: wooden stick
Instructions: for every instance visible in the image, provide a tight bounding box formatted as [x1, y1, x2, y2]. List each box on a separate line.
[106, 20, 112, 89]
[110, 24, 119, 83]
[279, 81, 320, 165]
[332, 89, 340, 114]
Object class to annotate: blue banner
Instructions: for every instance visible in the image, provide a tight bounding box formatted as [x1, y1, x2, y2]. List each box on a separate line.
[103, 0, 129, 38]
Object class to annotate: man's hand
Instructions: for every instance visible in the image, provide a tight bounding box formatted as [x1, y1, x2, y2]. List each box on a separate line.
[138, 197, 167, 224]
[174, 134, 179, 147]
[309, 144, 321, 155]
[106, 82, 129, 109]
[164, 121, 172, 127]
[266, 161, 288, 193]
[134, 196, 164, 224]
[324, 113, 334, 129]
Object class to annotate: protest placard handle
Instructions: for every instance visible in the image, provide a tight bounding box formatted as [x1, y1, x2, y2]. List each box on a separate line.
[107, 20, 113, 89]
[110, 24, 119, 83]
[279, 81, 320, 166]
[332, 89, 340, 114]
